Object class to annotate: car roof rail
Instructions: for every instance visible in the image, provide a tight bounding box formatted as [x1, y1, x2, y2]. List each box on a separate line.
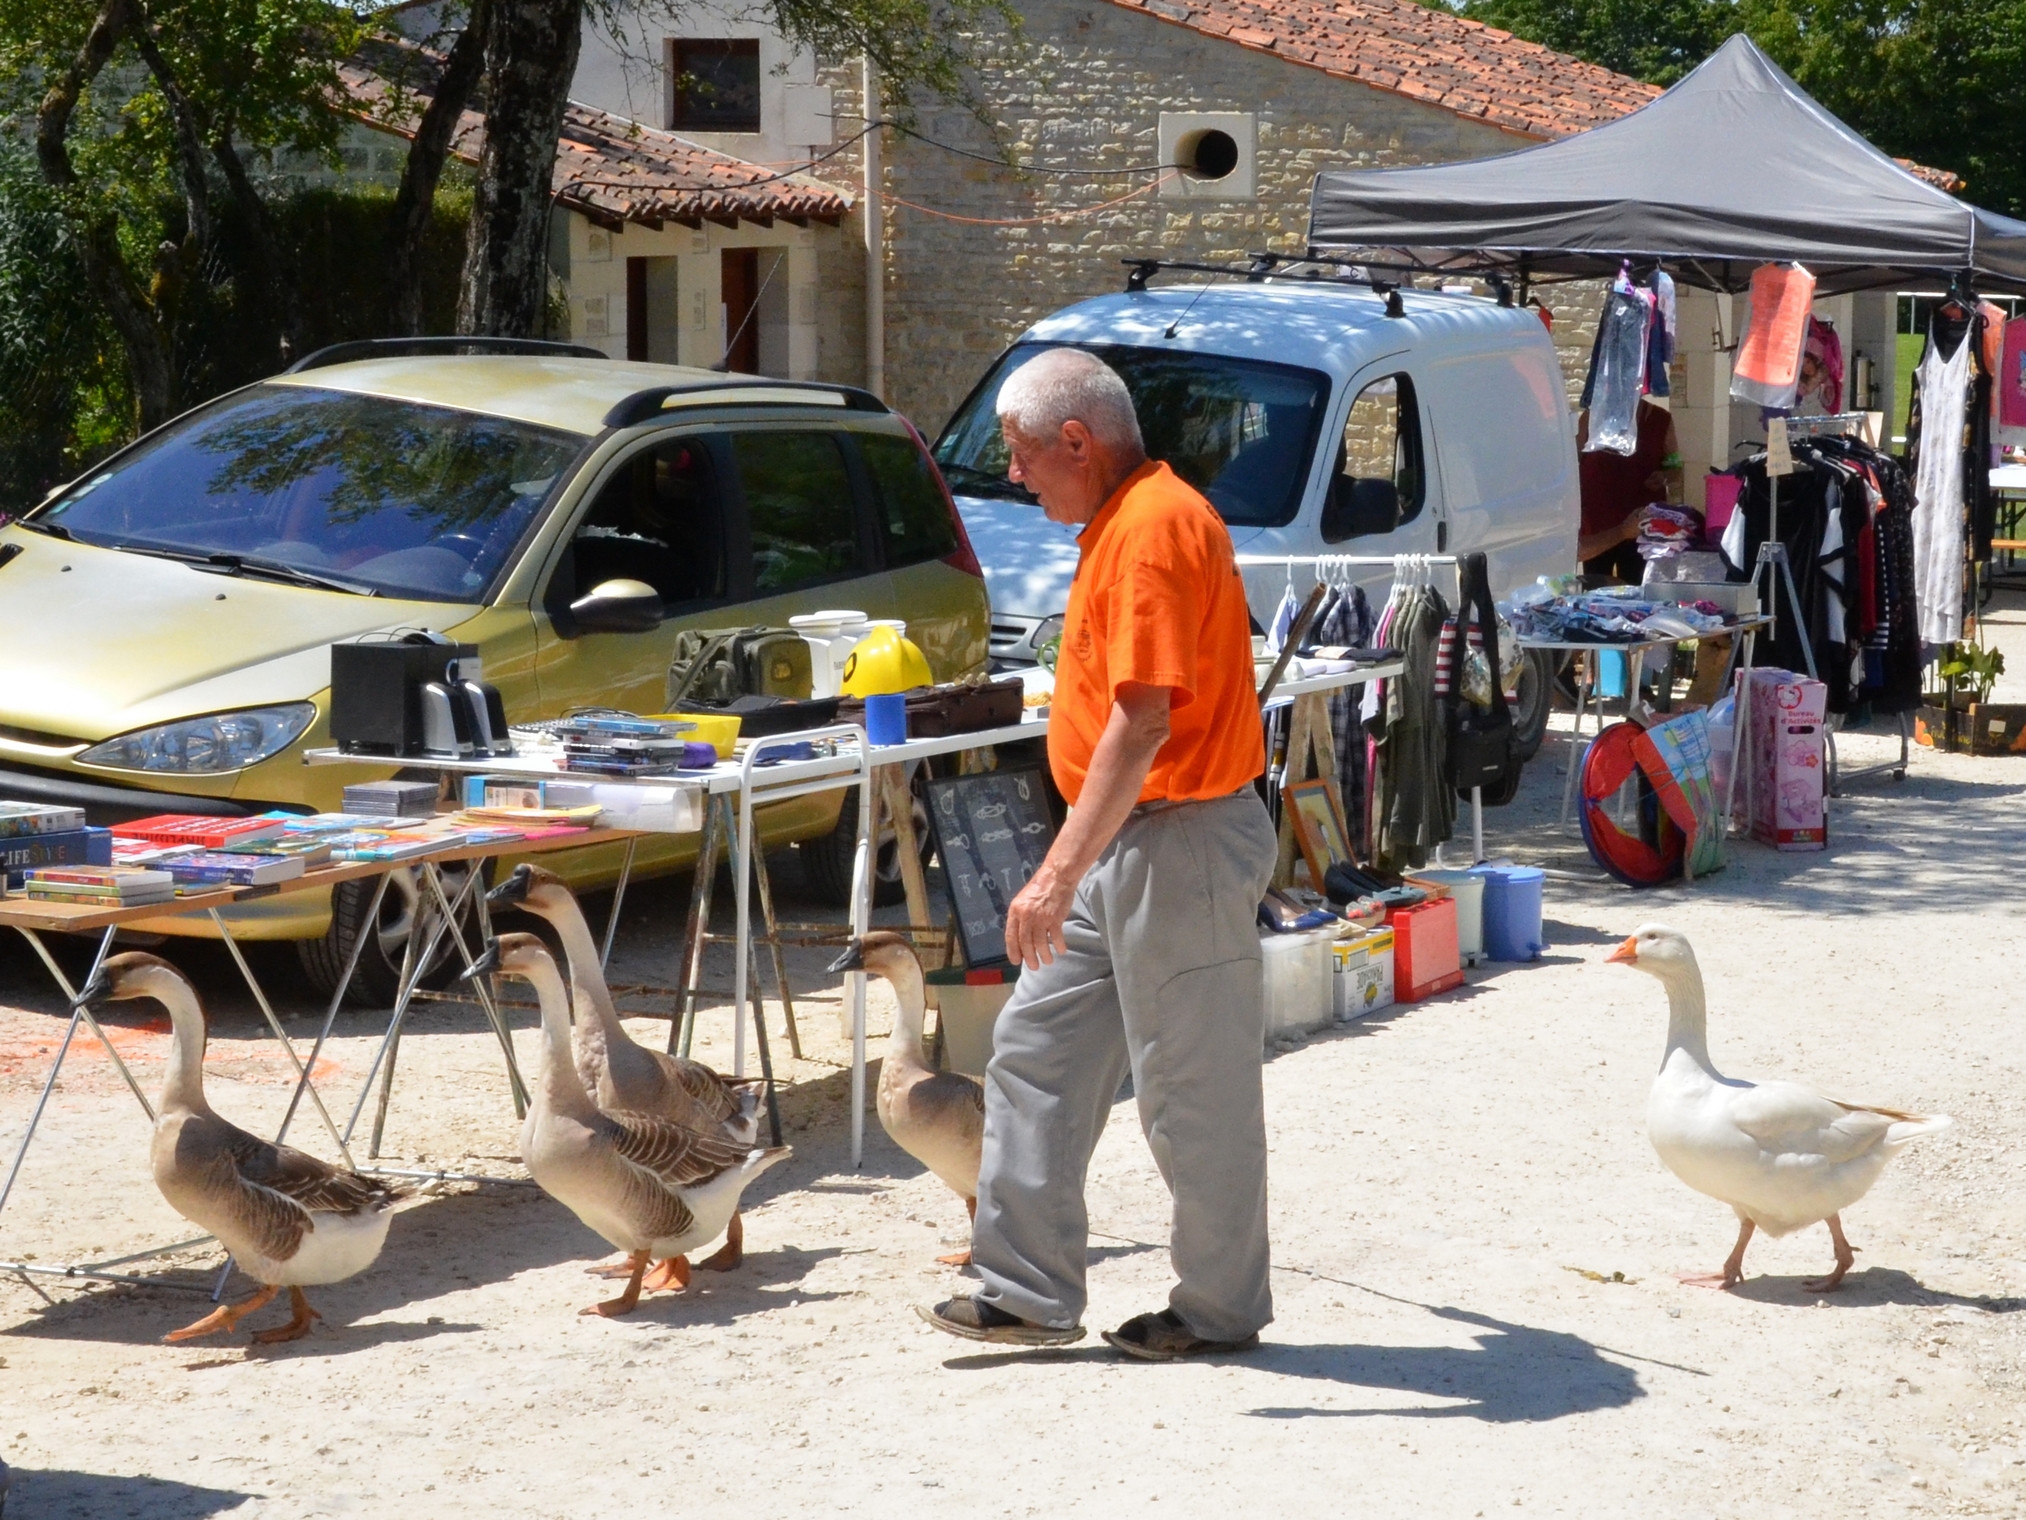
[602, 380, 890, 429]
[283, 337, 609, 374]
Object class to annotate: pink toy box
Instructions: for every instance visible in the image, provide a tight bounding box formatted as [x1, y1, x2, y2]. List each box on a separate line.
[1748, 669, 1827, 850]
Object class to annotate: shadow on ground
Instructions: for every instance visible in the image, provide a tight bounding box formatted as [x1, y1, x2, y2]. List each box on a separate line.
[6, 1467, 260, 1517]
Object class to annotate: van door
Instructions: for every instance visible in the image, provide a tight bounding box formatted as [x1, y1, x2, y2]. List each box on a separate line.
[1246, 363, 1441, 616]
[1423, 340, 1579, 597]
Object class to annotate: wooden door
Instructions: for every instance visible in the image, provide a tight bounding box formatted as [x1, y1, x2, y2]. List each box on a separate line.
[721, 248, 759, 374]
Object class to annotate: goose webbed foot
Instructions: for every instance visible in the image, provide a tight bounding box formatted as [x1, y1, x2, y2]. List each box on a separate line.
[936, 1197, 977, 1266]
[695, 1212, 743, 1273]
[641, 1255, 692, 1292]
[583, 1250, 650, 1317]
[249, 1287, 321, 1344]
[586, 1253, 639, 1279]
[1804, 1214, 1857, 1293]
[165, 1282, 279, 1343]
[1679, 1218, 1754, 1290]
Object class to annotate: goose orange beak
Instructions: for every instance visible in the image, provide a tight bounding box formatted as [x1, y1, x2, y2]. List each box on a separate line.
[1605, 935, 1639, 965]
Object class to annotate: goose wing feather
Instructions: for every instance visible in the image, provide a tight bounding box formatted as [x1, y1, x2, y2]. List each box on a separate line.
[221, 1128, 403, 1214]
[196, 1148, 314, 1262]
[1726, 1081, 1895, 1163]
[598, 1108, 749, 1189]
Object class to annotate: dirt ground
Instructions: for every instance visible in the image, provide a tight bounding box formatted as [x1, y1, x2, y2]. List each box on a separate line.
[3, 603, 2025, 1518]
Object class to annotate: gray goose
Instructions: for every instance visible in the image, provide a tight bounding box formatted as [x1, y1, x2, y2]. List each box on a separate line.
[833, 933, 984, 1266]
[475, 933, 790, 1316]
[88, 953, 402, 1343]
[488, 863, 763, 1272]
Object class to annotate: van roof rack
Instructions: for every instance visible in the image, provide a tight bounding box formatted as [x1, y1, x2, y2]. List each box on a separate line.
[602, 379, 890, 429]
[1120, 254, 1513, 310]
[284, 337, 608, 373]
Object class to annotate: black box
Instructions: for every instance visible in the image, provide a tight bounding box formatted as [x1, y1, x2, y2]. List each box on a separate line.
[330, 638, 479, 756]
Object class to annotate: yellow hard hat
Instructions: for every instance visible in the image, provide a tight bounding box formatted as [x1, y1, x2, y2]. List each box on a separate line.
[839, 626, 933, 696]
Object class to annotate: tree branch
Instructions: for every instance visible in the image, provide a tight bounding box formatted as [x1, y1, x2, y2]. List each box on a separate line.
[127, 7, 213, 254]
[388, 0, 492, 334]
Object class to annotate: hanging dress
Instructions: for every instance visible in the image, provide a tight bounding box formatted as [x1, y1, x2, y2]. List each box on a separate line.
[1910, 321, 1974, 646]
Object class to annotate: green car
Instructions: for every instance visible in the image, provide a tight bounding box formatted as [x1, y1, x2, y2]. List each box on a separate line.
[0, 340, 990, 1000]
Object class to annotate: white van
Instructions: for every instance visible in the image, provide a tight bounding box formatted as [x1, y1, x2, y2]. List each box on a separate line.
[931, 273, 1579, 750]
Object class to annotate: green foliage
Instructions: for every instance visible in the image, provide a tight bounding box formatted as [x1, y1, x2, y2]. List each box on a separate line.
[1939, 639, 2005, 705]
[1437, 0, 2026, 216]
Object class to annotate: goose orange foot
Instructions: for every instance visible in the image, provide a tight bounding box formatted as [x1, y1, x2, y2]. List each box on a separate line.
[586, 1253, 639, 1278]
[641, 1255, 692, 1293]
[249, 1287, 322, 1345]
[696, 1212, 744, 1273]
[165, 1283, 279, 1343]
[584, 1250, 650, 1317]
[935, 1198, 978, 1267]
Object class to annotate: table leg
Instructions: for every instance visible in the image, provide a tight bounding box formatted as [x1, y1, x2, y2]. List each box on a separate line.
[751, 841, 800, 1060]
[277, 872, 391, 1149]
[346, 888, 439, 1157]
[205, 908, 354, 1166]
[849, 766, 873, 1170]
[674, 795, 726, 1059]
[600, 836, 638, 972]
[877, 763, 934, 936]
[746, 938, 784, 1147]
[420, 862, 527, 1117]
[15, 925, 154, 1120]
[0, 926, 123, 1226]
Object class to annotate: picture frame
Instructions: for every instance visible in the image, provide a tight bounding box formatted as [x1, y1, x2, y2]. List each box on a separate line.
[1283, 777, 1354, 891]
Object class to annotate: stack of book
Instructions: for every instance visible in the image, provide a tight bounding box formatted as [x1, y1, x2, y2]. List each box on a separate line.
[2, 801, 111, 884]
[112, 814, 290, 851]
[22, 866, 178, 908]
[341, 781, 440, 819]
[0, 802, 86, 838]
[162, 851, 307, 891]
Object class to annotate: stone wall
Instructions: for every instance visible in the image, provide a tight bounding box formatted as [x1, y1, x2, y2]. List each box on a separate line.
[815, 0, 1598, 437]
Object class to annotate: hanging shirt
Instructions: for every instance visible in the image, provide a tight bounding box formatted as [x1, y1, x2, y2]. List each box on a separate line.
[1731, 263, 1815, 410]
[1911, 322, 1974, 645]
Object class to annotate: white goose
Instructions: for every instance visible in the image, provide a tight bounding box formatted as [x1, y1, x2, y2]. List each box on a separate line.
[489, 863, 763, 1271]
[1611, 924, 1952, 1290]
[833, 933, 983, 1266]
[88, 953, 402, 1343]
[477, 933, 789, 1316]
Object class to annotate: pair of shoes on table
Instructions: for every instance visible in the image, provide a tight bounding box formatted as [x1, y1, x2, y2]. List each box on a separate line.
[918, 1298, 1257, 1361]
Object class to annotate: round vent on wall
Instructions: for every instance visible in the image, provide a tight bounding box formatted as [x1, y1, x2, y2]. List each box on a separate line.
[1179, 128, 1240, 182]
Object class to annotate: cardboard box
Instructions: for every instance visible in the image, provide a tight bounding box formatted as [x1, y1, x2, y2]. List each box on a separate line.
[1332, 929, 1395, 1021]
[1748, 669, 1827, 850]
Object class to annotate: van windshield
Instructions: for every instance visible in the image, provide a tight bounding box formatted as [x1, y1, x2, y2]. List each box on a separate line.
[33, 384, 584, 602]
[934, 344, 1329, 528]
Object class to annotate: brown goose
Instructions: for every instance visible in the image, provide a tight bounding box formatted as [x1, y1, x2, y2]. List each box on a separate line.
[86, 953, 403, 1344]
[488, 863, 763, 1272]
[475, 933, 790, 1316]
[832, 933, 984, 1266]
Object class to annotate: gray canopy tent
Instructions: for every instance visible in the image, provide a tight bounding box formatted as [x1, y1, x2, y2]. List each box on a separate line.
[1307, 34, 2026, 296]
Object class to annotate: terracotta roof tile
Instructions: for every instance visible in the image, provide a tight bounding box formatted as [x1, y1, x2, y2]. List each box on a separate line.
[340, 41, 850, 228]
[1105, 0, 1660, 138]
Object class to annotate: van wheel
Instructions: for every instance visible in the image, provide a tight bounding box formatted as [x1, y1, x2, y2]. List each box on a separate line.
[1511, 649, 1553, 762]
[799, 774, 932, 908]
[295, 863, 490, 1007]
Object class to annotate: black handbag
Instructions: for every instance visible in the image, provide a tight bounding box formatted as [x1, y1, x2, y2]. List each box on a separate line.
[1444, 552, 1521, 802]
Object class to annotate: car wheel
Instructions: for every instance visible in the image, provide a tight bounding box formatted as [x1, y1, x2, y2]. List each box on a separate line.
[1510, 648, 1553, 763]
[798, 771, 932, 908]
[295, 861, 491, 1006]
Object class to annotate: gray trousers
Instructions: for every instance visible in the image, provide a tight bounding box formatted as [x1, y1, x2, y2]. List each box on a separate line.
[972, 790, 1279, 1342]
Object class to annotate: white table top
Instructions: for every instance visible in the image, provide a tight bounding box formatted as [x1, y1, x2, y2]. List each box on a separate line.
[1989, 462, 2026, 493]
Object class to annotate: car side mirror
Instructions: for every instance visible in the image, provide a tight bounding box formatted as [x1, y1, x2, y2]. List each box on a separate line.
[1321, 476, 1402, 543]
[568, 578, 663, 634]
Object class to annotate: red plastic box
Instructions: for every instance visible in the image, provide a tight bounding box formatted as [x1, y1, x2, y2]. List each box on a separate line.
[1387, 895, 1465, 1003]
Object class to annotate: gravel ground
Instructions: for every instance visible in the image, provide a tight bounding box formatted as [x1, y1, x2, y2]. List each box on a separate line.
[1, 602, 2023, 1518]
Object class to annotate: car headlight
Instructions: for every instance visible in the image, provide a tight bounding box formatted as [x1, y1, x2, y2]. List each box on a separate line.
[75, 703, 317, 774]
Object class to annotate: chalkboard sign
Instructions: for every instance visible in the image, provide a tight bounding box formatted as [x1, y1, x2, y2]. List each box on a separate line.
[925, 766, 1058, 967]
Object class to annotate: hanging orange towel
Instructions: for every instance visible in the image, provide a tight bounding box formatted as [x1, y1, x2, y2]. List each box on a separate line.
[1734, 262, 1816, 389]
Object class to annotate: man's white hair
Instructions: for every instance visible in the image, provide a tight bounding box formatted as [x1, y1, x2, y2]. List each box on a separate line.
[994, 347, 1144, 454]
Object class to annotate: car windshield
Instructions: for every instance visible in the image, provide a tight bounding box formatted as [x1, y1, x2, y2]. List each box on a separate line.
[933, 343, 1330, 527]
[33, 383, 584, 602]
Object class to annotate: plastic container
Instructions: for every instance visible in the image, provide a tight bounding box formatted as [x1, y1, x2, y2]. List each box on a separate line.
[1478, 865, 1546, 961]
[864, 692, 908, 746]
[1387, 896, 1464, 1002]
[925, 965, 1016, 1078]
[649, 712, 741, 758]
[1261, 929, 1334, 1041]
[789, 610, 871, 699]
[1704, 472, 1743, 533]
[1404, 868, 1485, 965]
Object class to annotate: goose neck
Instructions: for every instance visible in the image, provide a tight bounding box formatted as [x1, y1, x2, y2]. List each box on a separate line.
[1656, 965, 1714, 1070]
[880, 957, 931, 1071]
[525, 956, 599, 1120]
[539, 897, 628, 1049]
[157, 977, 211, 1114]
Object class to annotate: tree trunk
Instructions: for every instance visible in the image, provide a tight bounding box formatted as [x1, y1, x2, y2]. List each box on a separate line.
[387, 0, 492, 336]
[456, 0, 580, 337]
[213, 131, 304, 362]
[36, 0, 176, 430]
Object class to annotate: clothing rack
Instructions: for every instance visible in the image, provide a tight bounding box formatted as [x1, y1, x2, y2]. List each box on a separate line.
[1235, 553, 1484, 865]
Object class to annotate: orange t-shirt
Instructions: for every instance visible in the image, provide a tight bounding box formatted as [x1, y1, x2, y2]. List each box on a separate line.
[1048, 460, 1264, 805]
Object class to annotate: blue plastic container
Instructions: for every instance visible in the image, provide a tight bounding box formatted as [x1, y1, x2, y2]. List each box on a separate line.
[1477, 865, 1546, 961]
[1596, 649, 1629, 698]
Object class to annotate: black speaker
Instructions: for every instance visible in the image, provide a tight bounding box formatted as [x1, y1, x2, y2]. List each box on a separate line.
[330, 635, 479, 757]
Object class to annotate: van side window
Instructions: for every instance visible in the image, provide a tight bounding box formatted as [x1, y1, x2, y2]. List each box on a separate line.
[566, 435, 727, 607]
[1324, 374, 1425, 544]
[730, 431, 863, 593]
[860, 432, 957, 566]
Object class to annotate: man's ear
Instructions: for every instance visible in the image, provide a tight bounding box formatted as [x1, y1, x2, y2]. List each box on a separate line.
[1059, 418, 1095, 460]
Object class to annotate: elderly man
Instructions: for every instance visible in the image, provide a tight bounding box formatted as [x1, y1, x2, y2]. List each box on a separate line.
[919, 347, 1278, 1361]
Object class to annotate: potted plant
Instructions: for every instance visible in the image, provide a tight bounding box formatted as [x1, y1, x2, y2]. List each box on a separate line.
[1923, 640, 2020, 754]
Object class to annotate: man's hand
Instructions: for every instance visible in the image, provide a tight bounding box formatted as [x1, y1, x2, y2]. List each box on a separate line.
[1003, 682, 1173, 970]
